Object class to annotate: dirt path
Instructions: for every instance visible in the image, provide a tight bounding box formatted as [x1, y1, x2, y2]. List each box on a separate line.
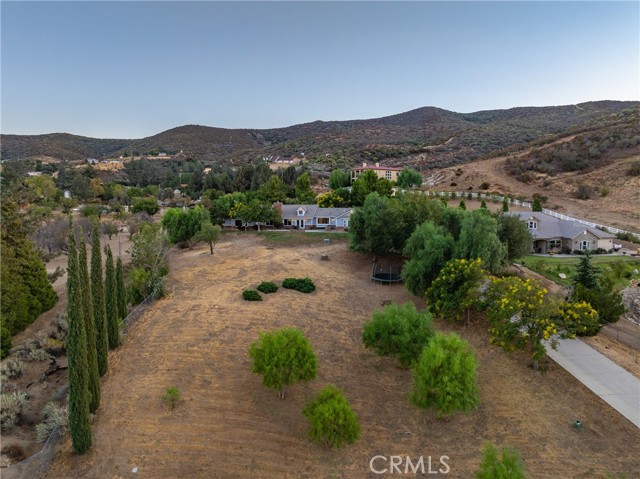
[47, 234, 640, 479]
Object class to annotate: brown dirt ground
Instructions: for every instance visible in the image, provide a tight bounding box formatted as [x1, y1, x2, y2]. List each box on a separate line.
[428, 149, 640, 233]
[46, 233, 640, 479]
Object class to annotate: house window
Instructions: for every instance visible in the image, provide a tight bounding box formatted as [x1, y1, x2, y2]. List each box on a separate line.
[317, 217, 329, 225]
[283, 219, 291, 226]
[385, 170, 392, 180]
[528, 221, 537, 229]
[549, 240, 561, 249]
[579, 240, 590, 251]
[297, 208, 305, 217]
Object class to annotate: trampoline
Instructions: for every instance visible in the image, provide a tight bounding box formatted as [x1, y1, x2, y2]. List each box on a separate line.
[371, 263, 403, 284]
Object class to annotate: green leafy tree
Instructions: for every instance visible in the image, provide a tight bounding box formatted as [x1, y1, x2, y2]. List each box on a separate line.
[573, 280, 625, 326]
[475, 443, 527, 479]
[426, 258, 484, 323]
[496, 213, 532, 261]
[249, 328, 318, 399]
[129, 223, 170, 300]
[480, 199, 487, 209]
[65, 232, 92, 454]
[362, 302, 434, 368]
[532, 196, 542, 212]
[116, 257, 128, 321]
[257, 175, 289, 202]
[396, 167, 423, 188]
[351, 170, 393, 206]
[77, 235, 100, 413]
[459, 199, 467, 210]
[328, 169, 351, 190]
[236, 200, 277, 232]
[131, 197, 159, 216]
[402, 222, 455, 296]
[104, 246, 119, 349]
[501, 197, 509, 212]
[411, 332, 479, 417]
[303, 384, 360, 448]
[194, 221, 222, 254]
[316, 190, 348, 208]
[161, 207, 204, 248]
[295, 172, 316, 203]
[456, 210, 506, 273]
[90, 222, 109, 376]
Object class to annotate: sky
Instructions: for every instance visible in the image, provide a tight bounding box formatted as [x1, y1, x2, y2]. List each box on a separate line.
[1, 1, 638, 138]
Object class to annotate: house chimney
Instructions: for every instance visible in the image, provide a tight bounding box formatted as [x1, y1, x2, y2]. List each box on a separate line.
[362, 162, 367, 167]
[375, 162, 380, 167]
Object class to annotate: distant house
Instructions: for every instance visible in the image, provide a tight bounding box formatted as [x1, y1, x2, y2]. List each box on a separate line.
[351, 162, 403, 182]
[63, 190, 72, 199]
[513, 211, 616, 254]
[26, 171, 42, 177]
[86, 158, 98, 165]
[277, 204, 352, 230]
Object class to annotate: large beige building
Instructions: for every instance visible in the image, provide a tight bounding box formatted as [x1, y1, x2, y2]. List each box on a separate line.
[351, 162, 403, 182]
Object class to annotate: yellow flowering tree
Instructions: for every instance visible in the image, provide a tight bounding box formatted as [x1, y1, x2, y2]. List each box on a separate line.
[426, 258, 484, 323]
[487, 277, 598, 368]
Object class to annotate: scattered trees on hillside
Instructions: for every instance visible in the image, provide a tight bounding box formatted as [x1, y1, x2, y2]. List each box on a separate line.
[249, 328, 318, 399]
[362, 302, 434, 368]
[303, 385, 360, 449]
[411, 332, 479, 417]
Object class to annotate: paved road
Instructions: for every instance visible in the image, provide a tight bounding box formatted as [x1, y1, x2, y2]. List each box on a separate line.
[546, 338, 640, 428]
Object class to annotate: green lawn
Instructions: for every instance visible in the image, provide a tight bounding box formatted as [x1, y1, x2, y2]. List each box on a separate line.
[517, 254, 640, 288]
[229, 230, 349, 246]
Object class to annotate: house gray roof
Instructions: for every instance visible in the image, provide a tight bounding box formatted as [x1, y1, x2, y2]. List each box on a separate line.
[279, 204, 351, 221]
[513, 211, 616, 240]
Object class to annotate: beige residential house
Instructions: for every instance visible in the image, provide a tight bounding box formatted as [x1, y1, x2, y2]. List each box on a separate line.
[351, 162, 403, 182]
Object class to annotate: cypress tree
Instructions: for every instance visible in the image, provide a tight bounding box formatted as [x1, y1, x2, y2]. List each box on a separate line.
[91, 222, 109, 376]
[104, 246, 120, 349]
[78, 235, 101, 413]
[66, 231, 92, 454]
[116, 257, 128, 319]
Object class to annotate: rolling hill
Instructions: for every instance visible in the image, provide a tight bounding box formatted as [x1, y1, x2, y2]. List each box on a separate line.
[1, 101, 637, 170]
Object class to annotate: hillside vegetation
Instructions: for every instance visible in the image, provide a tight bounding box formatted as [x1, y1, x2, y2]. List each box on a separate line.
[2, 101, 637, 170]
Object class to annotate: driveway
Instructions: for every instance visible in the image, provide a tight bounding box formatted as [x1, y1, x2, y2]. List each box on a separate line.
[546, 338, 640, 428]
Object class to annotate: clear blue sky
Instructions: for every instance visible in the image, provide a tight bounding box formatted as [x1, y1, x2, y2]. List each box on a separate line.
[1, 1, 638, 138]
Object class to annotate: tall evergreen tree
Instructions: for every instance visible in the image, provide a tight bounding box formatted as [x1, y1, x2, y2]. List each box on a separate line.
[104, 246, 120, 349]
[78, 235, 100, 413]
[573, 253, 598, 289]
[116, 257, 128, 320]
[66, 231, 92, 454]
[91, 222, 109, 376]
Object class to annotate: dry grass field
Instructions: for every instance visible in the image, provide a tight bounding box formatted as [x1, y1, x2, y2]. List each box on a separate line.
[48, 233, 640, 479]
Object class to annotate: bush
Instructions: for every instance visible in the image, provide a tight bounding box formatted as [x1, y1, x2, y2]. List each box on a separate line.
[282, 277, 316, 293]
[303, 384, 360, 449]
[131, 197, 159, 216]
[0, 391, 28, 431]
[79, 204, 102, 218]
[243, 289, 262, 301]
[35, 401, 68, 441]
[162, 387, 180, 410]
[411, 332, 479, 417]
[257, 281, 278, 294]
[479, 182, 490, 190]
[1, 325, 11, 359]
[475, 442, 527, 479]
[627, 161, 640, 177]
[29, 346, 50, 361]
[575, 183, 594, 200]
[362, 302, 434, 368]
[1, 444, 26, 462]
[0, 359, 25, 380]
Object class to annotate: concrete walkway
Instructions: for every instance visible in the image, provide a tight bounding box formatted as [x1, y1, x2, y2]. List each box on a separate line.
[546, 339, 640, 428]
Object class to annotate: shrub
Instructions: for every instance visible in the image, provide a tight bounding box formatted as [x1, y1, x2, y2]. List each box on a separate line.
[257, 281, 278, 294]
[29, 345, 51, 361]
[282, 277, 316, 293]
[362, 302, 434, 368]
[1, 325, 11, 359]
[303, 384, 360, 449]
[0, 391, 28, 431]
[162, 387, 180, 410]
[627, 161, 640, 176]
[42, 337, 65, 356]
[1, 444, 26, 462]
[475, 442, 527, 479]
[411, 332, 479, 417]
[35, 401, 69, 441]
[243, 289, 262, 301]
[479, 182, 490, 190]
[0, 359, 25, 380]
[575, 183, 594, 200]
